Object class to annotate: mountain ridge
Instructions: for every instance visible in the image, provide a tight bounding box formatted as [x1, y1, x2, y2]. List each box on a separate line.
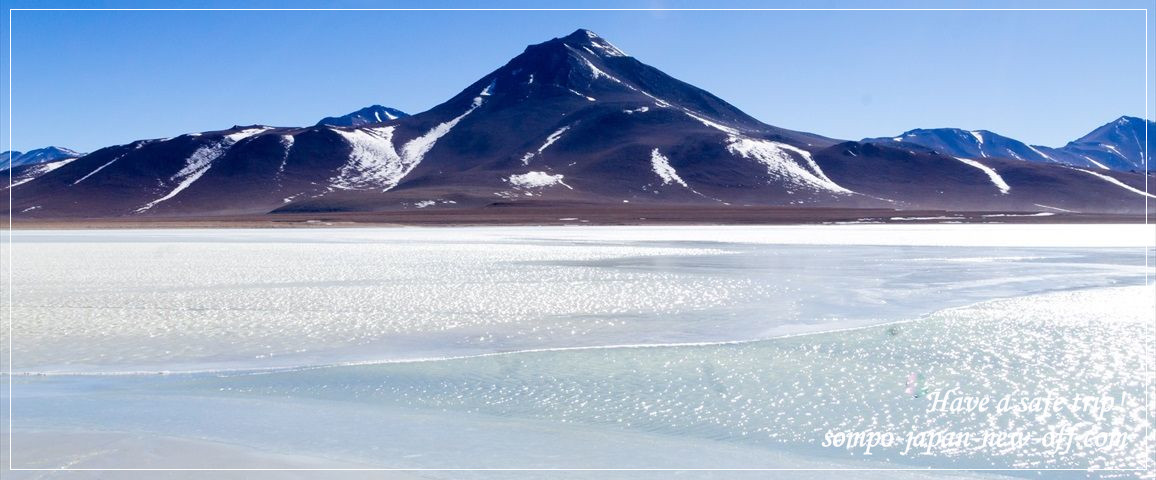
[4, 29, 1152, 218]
[863, 116, 1151, 172]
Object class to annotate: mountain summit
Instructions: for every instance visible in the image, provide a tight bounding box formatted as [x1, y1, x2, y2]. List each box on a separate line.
[316, 105, 409, 127]
[4, 30, 1151, 217]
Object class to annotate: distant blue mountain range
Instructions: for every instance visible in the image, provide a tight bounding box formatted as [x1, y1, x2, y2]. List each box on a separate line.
[2, 146, 85, 169]
[863, 116, 1151, 172]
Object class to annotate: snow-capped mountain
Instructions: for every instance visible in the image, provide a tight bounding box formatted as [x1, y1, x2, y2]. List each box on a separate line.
[4, 29, 1152, 217]
[863, 116, 1152, 172]
[1061, 116, 1151, 171]
[316, 105, 409, 127]
[3, 146, 85, 169]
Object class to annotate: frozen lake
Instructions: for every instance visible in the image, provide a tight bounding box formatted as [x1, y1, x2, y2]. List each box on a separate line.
[1, 225, 1153, 478]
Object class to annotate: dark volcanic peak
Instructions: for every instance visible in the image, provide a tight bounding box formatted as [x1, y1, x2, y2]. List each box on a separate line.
[422, 26, 789, 139]
[317, 105, 409, 127]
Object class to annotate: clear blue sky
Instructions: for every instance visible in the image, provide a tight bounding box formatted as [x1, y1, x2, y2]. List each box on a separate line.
[2, 0, 1154, 153]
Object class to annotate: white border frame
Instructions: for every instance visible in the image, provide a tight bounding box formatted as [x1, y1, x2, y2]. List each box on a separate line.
[3, 5, 1153, 475]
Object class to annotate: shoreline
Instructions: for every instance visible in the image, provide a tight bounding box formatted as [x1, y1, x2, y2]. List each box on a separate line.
[4, 206, 1151, 229]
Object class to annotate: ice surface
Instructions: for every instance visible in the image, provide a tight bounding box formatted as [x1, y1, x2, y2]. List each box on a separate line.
[4, 225, 1151, 373]
[2, 226, 1152, 476]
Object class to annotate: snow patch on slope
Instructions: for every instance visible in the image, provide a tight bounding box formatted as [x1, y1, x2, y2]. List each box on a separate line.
[954, 157, 1010, 194]
[726, 137, 851, 194]
[330, 127, 402, 190]
[508, 171, 572, 189]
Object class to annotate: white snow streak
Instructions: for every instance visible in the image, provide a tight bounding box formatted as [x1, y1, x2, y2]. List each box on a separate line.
[685, 111, 741, 135]
[1027, 145, 1054, 162]
[568, 89, 596, 102]
[538, 126, 570, 154]
[968, 131, 988, 158]
[1072, 168, 1156, 198]
[74, 144, 143, 185]
[954, 157, 1010, 194]
[650, 148, 687, 187]
[277, 135, 294, 175]
[1103, 144, 1126, 159]
[1080, 155, 1109, 170]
